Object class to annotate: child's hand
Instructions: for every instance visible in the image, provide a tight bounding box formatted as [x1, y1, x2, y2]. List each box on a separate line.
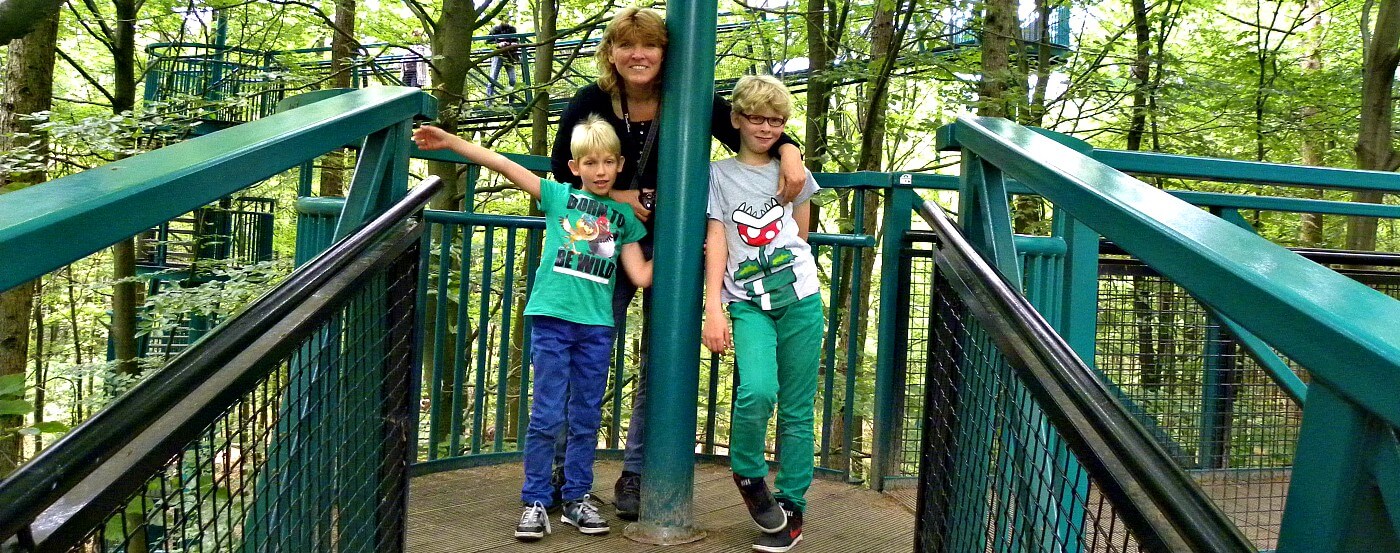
[412, 125, 454, 151]
[702, 310, 732, 354]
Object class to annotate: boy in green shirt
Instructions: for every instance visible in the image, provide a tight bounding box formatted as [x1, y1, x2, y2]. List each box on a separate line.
[414, 116, 651, 541]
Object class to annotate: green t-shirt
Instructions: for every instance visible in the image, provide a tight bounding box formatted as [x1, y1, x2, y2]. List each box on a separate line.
[524, 179, 645, 326]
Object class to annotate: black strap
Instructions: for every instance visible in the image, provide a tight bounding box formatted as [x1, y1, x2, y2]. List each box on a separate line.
[620, 89, 661, 191]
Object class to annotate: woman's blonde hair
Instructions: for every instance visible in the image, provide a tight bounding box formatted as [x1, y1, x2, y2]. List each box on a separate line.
[570, 115, 622, 159]
[731, 75, 793, 119]
[596, 7, 668, 96]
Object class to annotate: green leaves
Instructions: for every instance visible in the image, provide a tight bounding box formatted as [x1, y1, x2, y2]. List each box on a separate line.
[0, 373, 25, 396]
[0, 399, 34, 416]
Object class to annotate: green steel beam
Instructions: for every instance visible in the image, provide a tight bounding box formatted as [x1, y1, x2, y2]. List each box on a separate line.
[958, 154, 1022, 285]
[625, 0, 714, 544]
[946, 115, 1400, 428]
[869, 186, 916, 491]
[0, 86, 436, 293]
[1210, 310, 1306, 405]
[1279, 386, 1400, 552]
[1172, 189, 1400, 219]
[1094, 149, 1400, 193]
[1053, 211, 1099, 365]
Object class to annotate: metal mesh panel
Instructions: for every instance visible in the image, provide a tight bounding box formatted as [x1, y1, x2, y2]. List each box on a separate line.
[897, 249, 937, 477]
[73, 245, 419, 553]
[919, 263, 1148, 553]
[1093, 258, 1400, 550]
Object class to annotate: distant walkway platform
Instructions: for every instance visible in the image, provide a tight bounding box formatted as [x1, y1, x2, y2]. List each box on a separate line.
[408, 460, 916, 552]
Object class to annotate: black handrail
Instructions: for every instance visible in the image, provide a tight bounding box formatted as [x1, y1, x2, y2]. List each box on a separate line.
[0, 177, 441, 548]
[914, 200, 1255, 552]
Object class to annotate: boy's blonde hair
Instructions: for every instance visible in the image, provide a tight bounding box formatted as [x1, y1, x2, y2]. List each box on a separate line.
[570, 115, 622, 159]
[731, 75, 793, 119]
[596, 7, 668, 96]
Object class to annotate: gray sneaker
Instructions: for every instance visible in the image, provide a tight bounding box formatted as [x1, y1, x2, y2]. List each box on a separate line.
[560, 495, 610, 535]
[515, 501, 551, 541]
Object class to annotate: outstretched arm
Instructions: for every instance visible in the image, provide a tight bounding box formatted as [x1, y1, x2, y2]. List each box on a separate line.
[412, 125, 541, 199]
[701, 220, 732, 354]
[619, 242, 653, 288]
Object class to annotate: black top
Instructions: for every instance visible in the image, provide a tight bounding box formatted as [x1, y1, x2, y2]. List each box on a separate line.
[550, 83, 798, 195]
[489, 23, 519, 63]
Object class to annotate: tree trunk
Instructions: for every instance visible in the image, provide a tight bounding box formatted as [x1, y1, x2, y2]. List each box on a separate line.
[804, 0, 834, 174]
[0, 8, 57, 477]
[1352, 0, 1400, 251]
[1298, 0, 1326, 247]
[978, 0, 1018, 118]
[427, 0, 480, 212]
[110, 0, 140, 376]
[319, 0, 356, 197]
[1126, 0, 1151, 152]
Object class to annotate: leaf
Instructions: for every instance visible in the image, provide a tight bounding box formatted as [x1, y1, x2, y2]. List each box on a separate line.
[33, 421, 69, 433]
[0, 399, 34, 415]
[735, 260, 764, 280]
[770, 248, 795, 267]
[0, 373, 25, 396]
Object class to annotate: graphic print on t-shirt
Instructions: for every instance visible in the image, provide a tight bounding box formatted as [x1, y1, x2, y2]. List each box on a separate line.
[731, 198, 799, 310]
[553, 193, 620, 284]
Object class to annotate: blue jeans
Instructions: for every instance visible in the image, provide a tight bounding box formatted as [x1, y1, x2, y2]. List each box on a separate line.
[552, 241, 653, 474]
[522, 316, 614, 506]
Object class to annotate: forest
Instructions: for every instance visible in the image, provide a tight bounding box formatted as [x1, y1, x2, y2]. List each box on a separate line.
[1, 0, 1398, 480]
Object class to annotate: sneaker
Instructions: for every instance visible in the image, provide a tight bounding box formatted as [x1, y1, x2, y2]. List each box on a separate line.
[614, 471, 641, 521]
[515, 501, 551, 541]
[733, 473, 786, 533]
[560, 495, 610, 535]
[752, 498, 803, 552]
[550, 466, 566, 510]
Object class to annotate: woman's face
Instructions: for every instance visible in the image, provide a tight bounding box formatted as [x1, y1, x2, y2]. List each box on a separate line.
[609, 37, 665, 90]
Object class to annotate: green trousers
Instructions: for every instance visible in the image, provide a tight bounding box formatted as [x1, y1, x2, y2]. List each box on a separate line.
[728, 293, 825, 510]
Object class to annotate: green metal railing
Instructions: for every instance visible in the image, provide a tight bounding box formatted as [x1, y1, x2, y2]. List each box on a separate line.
[0, 181, 435, 552]
[911, 199, 1253, 552]
[939, 115, 1400, 553]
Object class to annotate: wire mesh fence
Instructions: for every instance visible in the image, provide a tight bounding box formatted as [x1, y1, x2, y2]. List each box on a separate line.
[916, 240, 1152, 553]
[40, 235, 422, 553]
[1094, 255, 1400, 550]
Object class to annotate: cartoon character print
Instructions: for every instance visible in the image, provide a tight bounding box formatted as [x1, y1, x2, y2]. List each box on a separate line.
[560, 214, 616, 259]
[732, 198, 784, 247]
[730, 198, 799, 310]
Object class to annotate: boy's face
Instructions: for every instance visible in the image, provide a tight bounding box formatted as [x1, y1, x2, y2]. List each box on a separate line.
[731, 108, 788, 156]
[568, 152, 625, 196]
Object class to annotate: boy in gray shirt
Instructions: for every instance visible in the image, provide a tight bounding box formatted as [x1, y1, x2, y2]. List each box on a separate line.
[702, 75, 822, 553]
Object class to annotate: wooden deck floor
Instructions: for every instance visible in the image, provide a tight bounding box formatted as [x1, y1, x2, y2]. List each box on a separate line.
[408, 460, 916, 552]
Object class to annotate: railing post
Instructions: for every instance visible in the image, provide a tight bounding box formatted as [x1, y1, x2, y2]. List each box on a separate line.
[624, 0, 714, 544]
[1053, 210, 1098, 364]
[1279, 385, 1400, 552]
[870, 177, 914, 491]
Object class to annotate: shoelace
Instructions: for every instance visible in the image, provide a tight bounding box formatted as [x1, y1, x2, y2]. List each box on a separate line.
[522, 501, 547, 525]
[574, 497, 603, 523]
[620, 475, 641, 495]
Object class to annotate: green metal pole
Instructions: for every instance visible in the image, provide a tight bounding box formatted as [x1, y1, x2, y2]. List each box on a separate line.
[623, 0, 715, 545]
[869, 180, 912, 491]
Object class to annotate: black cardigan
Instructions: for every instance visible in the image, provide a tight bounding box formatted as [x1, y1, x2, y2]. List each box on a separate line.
[550, 83, 797, 192]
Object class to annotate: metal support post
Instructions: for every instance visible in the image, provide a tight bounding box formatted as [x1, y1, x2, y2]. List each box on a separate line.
[623, 0, 715, 545]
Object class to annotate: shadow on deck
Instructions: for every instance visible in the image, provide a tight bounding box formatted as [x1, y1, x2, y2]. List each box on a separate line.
[408, 460, 916, 552]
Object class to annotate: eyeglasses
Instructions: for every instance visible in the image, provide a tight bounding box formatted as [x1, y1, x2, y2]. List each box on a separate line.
[739, 112, 787, 127]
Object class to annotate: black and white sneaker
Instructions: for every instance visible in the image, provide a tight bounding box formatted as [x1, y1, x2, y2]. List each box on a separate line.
[561, 495, 610, 535]
[734, 473, 787, 533]
[515, 501, 551, 541]
[752, 498, 803, 552]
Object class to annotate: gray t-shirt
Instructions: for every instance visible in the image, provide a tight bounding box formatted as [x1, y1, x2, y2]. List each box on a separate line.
[707, 157, 821, 310]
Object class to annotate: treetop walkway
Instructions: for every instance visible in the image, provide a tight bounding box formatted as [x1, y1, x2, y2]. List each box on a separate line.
[140, 7, 1072, 133]
[2, 9, 1400, 552]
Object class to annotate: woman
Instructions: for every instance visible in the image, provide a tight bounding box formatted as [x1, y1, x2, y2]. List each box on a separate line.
[549, 6, 807, 522]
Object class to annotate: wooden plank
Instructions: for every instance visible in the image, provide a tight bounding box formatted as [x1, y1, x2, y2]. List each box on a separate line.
[407, 460, 915, 552]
